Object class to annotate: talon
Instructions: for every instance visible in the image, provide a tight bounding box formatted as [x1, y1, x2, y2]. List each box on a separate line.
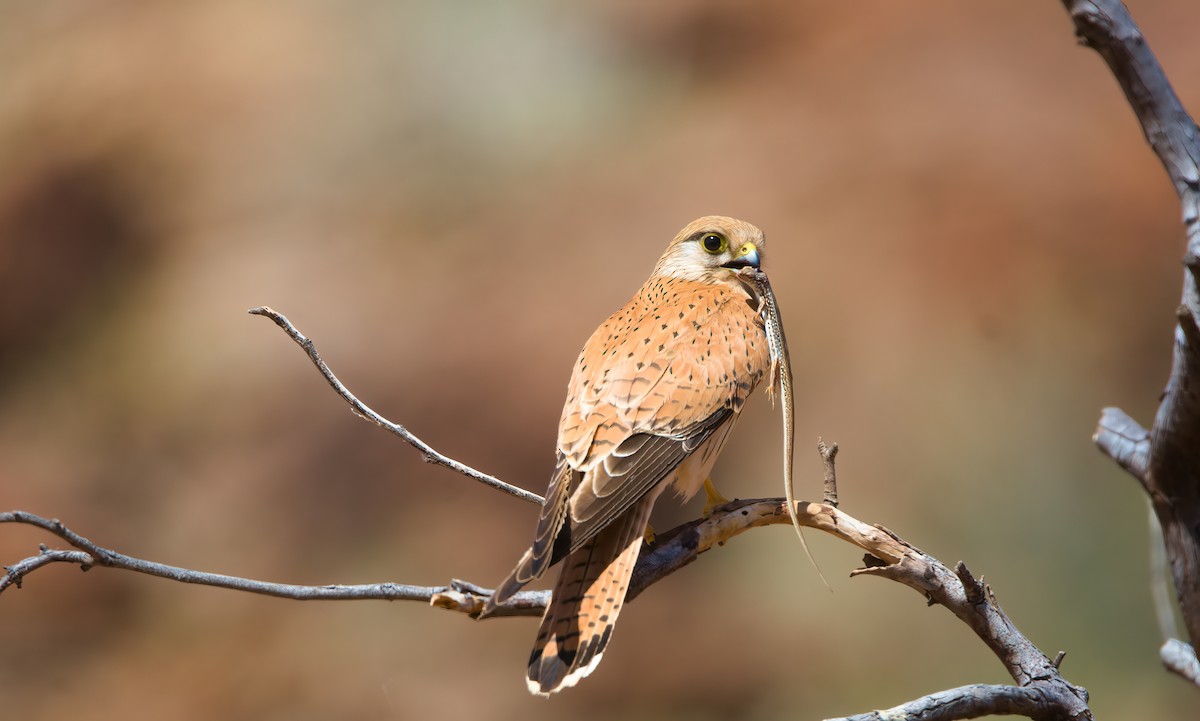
[702, 478, 730, 518]
[643, 523, 656, 545]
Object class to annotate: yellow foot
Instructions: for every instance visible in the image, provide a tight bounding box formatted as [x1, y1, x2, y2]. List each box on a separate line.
[643, 523, 656, 545]
[702, 478, 730, 518]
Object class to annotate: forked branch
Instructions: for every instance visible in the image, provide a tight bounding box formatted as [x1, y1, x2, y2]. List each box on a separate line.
[1065, 0, 1200, 684]
[2, 498, 1090, 721]
[1, 308, 1094, 720]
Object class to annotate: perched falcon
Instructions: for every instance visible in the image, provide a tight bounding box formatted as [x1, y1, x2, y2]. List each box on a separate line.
[482, 216, 771, 695]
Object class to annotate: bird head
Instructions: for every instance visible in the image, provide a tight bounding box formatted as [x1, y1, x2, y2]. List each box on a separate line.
[653, 216, 764, 282]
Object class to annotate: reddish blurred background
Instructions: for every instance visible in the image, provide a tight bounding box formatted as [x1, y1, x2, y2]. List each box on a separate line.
[1, 1, 1197, 719]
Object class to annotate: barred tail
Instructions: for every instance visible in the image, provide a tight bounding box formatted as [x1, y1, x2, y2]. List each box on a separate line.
[525, 496, 653, 695]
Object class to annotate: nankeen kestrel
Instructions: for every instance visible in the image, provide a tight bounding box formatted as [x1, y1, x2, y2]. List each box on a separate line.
[482, 216, 772, 695]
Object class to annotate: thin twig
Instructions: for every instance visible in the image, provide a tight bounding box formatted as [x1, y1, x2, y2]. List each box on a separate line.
[248, 307, 543, 506]
[0, 500, 876, 613]
[0, 511, 451, 602]
[2, 547, 95, 590]
[819, 437, 840, 506]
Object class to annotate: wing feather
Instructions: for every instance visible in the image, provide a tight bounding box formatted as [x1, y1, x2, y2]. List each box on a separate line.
[486, 275, 768, 615]
[568, 409, 731, 541]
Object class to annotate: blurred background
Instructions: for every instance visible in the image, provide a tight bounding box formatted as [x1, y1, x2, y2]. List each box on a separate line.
[1, 1, 1197, 719]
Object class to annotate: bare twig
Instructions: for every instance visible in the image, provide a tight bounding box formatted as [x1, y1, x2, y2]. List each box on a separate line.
[1, 500, 879, 612]
[819, 437, 840, 506]
[1, 502, 1088, 720]
[2, 547, 95, 589]
[247, 306, 543, 506]
[0, 511, 454, 602]
[3, 495, 1094, 719]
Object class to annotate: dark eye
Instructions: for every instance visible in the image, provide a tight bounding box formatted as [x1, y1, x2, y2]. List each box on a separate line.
[701, 233, 727, 254]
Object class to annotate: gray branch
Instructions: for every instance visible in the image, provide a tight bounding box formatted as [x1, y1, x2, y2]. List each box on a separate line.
[1064, 0, 1200, 679]
[2, 494, 1094, 720]
[248, 306, 544, 506]
[827, 684, 1069, 721]
[0, 510, 458, 603]
[3, 301, 1097, 719]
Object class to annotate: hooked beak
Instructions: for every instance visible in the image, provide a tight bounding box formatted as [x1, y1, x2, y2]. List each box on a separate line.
[721, 242, 760, 270]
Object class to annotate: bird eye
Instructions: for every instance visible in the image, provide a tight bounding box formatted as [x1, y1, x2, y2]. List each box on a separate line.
[701, 233, 727, 254]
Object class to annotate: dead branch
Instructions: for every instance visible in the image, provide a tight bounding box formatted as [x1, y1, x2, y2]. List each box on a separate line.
[0, 510, 455, 602]
[1062, 0, 1200, 684]
[247, 306, 543, 506]
[266, 309, 1102, 716]
[2, 490, 1092, 720]
[0, 500, 890, 614]
[3, 304, 1094, 721]
[819, 437, 840, 506]
[826, 684, 1075, 721]
[2, 345, 1093, 721]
